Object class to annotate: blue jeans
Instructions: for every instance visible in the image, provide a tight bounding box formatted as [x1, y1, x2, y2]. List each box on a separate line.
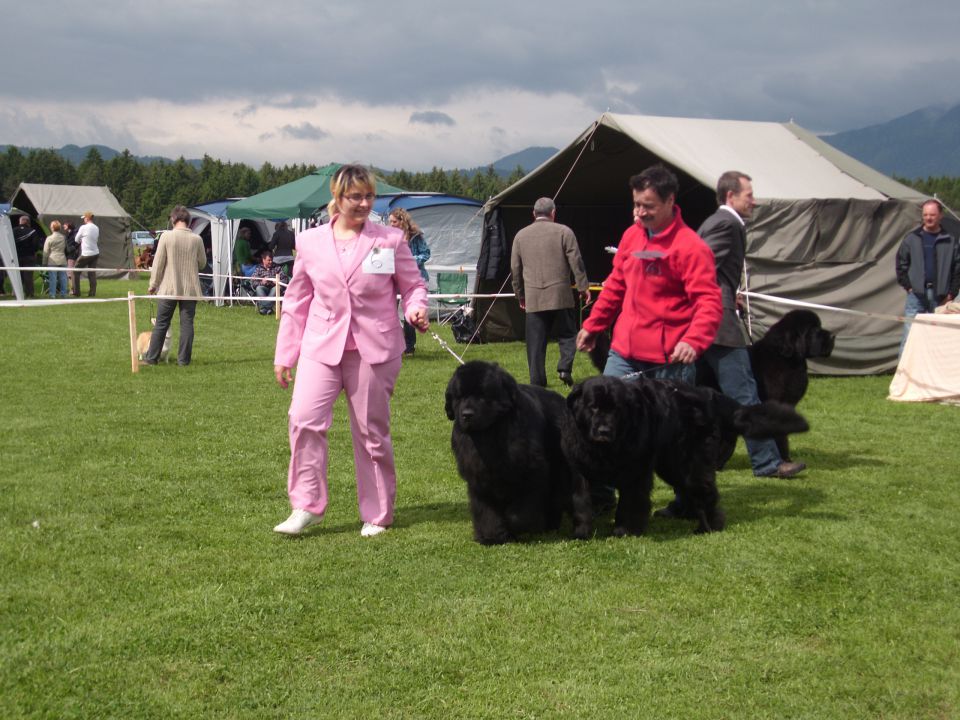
[900, 287, 937, 357]
[701, 345, 781, 476]
[47, 268, 68, 298]
[602, 349, 695, 384]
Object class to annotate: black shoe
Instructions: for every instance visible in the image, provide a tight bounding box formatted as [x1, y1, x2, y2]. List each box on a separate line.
[140, 359, 158, 366]
[558, 371, 573, 387]
[757, 461, 806, 478]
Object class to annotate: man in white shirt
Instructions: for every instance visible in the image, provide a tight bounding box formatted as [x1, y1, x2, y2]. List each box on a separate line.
[72, 211, 100, 297]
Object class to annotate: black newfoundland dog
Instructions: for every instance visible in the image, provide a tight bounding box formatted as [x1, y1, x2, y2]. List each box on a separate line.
[697, 309, 834, 466]
[745, 309, 834, 462]
[445, 361, 592, 545]
[565, 375, 809, 536]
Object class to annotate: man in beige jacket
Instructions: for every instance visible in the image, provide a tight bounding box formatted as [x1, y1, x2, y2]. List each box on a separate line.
[144, 206, 206, 366]
[510, 197, 590, 387]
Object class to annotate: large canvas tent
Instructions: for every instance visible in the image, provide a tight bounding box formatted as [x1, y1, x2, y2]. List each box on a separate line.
[371, 193, 483, 291]
[478, 113, 935, 375]
[226, 163, 404, 221]
[9, 183, 133, 276]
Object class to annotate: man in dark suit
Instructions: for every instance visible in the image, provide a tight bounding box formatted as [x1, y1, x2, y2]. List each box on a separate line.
[510, 197, 590, 387]
[698, 171, 805, 479]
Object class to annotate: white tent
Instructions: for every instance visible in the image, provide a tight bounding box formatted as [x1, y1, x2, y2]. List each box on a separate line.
[186, 199, 275, 305]
[0, 213, 26, 300]
[478, 112, 935, 374]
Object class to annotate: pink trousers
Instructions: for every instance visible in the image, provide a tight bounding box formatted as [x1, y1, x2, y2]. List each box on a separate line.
[286, 350, 402, 526]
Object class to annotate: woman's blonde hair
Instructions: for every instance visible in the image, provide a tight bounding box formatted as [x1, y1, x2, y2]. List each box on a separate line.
[388, 207, 421, 240]
[327, 164, 376, 216]
[50, 220, 62, 232]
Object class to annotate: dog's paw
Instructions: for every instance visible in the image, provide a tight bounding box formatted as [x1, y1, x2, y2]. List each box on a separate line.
[695, 509, 726, 533]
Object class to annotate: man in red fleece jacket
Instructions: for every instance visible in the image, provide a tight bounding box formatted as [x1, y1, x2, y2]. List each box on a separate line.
[577, 164, 722, 384]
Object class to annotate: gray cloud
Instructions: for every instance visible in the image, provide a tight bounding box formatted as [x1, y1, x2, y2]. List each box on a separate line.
[410, 111, 455, 126]
[2, 0, 960, 137]
[271, 97, 318, 110]
[279, 122, 329, 141]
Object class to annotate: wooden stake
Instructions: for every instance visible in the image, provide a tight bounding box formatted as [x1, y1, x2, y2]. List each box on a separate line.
[275, 273, 281, 322]
[128, 291, 139, 373]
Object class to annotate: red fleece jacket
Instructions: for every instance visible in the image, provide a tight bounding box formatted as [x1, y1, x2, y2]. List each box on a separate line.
[583, 206, 722, 363]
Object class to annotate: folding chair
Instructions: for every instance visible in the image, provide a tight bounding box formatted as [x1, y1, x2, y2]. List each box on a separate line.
[435, 271, 469, 322]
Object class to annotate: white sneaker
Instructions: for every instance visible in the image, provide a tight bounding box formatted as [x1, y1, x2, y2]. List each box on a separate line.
[360, 522, 388, 537]
[273, 508, 323, 535]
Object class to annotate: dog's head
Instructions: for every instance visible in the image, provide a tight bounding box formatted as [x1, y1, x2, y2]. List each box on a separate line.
[567, 376, 638, 446]
[763, 310, 835, 360]
[445, 361, 519, 432]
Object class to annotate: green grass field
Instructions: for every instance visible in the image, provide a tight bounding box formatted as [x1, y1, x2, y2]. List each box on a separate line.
[2, 279, 959, 719]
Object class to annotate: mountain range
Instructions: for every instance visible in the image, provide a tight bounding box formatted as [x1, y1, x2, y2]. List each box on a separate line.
[4, 103, 960, 179]
[822, 103, 960, 179]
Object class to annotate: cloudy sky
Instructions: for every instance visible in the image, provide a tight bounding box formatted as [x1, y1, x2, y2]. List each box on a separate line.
[2, 0, 959, 171]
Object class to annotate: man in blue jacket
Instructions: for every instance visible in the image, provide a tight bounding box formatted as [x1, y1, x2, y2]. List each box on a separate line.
[895, 199, 960, 356]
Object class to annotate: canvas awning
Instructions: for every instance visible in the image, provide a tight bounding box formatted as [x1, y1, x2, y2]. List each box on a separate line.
[226, 163, 405, 220]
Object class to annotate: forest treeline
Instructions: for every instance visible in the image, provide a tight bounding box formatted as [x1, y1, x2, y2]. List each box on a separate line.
[2, 145, 958, 230]
[0, 146, 526, 229]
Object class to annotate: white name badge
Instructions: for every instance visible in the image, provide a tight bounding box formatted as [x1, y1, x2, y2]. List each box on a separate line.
[362, 247, 395, 274]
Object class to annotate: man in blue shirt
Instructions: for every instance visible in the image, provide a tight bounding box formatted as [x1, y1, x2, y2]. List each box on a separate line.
[895, 199, 960, 356]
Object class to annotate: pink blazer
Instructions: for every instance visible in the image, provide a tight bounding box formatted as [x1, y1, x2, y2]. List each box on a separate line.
[275, 219, 429, 367]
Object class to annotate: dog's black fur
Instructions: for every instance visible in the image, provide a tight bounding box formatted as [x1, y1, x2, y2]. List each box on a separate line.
[445, 361, 592, 544]
[565, 375, 808, 536]
[703, 309, 834, 465]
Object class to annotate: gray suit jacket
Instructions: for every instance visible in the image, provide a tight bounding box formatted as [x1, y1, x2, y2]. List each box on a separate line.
[510, 219, 589, 313]
[697, 208, 748, 347]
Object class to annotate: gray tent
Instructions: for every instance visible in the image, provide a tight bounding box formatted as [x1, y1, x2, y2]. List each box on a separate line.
[9, 183, 133, 276]
[478, 112, 934, 375]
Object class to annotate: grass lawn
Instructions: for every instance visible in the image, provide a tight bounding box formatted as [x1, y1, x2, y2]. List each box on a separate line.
[2, 279, 959, 719]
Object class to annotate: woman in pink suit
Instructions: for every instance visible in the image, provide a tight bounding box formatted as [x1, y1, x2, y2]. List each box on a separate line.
[273, 165, 430, 537]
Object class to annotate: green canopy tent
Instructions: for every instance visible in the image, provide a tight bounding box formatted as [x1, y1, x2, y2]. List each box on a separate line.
[225, 163, 404, 221]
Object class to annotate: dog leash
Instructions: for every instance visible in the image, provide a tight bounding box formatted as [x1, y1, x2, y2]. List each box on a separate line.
[620, 361, 675, 381]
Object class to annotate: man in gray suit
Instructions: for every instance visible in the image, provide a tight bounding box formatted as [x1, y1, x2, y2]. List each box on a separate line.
[698, 171, 805, 479]
[511, 197, 590, 387]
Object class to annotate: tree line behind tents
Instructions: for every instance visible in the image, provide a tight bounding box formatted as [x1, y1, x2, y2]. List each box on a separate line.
[9, 144, 954, 230]
[0, 146, 526, 230]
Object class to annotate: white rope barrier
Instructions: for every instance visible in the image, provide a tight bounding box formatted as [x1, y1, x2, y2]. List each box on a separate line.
[740, 290, 960, 330]
[0, 290, 517, 308]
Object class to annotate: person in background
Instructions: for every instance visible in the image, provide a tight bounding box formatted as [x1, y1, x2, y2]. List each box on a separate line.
[269, 220, 296, 276]
[143, 206, 206, 366]
[63, 222, 80, 286]
[13, 215, 42, 297]
[250, 251, 289, 315]
[42, 220, 69, 299]
[72, 211, 100, 297]
[510, 197, 589, 387]
[272, 164, 429, 537]
[233, 226, 255, 275]
[388, 207, 431, 355]
[895, 199, 960, 356]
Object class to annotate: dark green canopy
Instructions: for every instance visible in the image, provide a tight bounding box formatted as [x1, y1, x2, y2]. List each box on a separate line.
[226, 163, 404, 220]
